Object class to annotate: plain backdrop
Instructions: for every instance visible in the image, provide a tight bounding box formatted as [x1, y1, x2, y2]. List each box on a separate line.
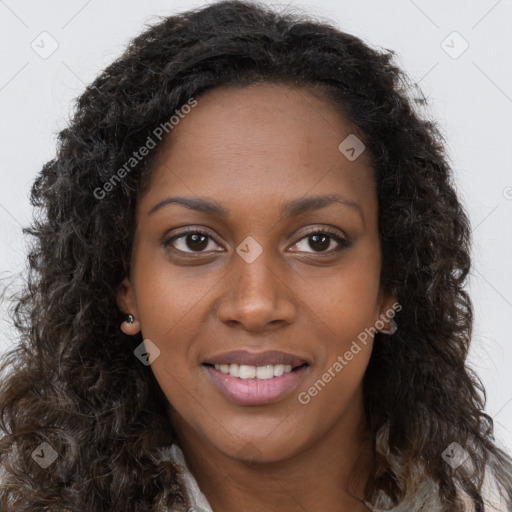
[1, 0, 511, 454]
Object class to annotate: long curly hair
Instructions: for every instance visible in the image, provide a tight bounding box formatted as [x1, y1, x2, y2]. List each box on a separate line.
[1, 1, 511, 510]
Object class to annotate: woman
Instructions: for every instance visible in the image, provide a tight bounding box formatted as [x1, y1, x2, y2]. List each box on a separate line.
[1, 1, 511, 510]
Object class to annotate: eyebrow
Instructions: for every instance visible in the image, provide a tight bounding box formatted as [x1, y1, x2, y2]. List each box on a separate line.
[147, 193, 364, 224]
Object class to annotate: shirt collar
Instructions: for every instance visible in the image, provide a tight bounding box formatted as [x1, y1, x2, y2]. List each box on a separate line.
[168, 443, 214, 512]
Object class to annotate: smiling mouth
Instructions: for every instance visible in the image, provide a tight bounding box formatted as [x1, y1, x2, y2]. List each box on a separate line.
[202, 362, 309, 380]
[202, 362, 311, 406]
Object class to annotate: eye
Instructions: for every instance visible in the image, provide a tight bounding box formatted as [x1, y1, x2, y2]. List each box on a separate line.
[289, 228, 351, 254]
[163, 229, 222, 255]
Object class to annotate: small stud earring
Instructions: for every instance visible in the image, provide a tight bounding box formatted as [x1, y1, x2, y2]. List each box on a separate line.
[378, 318, 398, 335]
[121, 313, 140, 335]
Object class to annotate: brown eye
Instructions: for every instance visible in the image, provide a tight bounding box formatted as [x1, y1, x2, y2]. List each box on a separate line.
[163, 230, 222, 254]
[290, 229, 351, 254]
[182, 233, 209, 251]
[308, 234, 331, 252]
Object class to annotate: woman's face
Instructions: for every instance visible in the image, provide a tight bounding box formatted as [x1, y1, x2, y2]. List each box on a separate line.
[117, 83, 396, 463]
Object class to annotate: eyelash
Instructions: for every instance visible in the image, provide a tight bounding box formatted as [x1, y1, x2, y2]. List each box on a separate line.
[162, 226, 351, 256]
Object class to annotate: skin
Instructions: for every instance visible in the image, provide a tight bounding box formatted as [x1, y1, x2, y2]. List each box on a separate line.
[117, 83, 397, 512]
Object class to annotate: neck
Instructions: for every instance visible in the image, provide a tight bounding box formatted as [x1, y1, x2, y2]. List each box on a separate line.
[170, 393, 374, 512]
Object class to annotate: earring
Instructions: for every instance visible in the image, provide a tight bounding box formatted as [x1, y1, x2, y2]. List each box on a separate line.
[378, 318, 398, 335]
[121, 313, 139, 335]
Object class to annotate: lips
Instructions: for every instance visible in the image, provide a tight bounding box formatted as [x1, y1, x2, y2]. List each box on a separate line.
[203, 363, 310, 406]
[201, 349, 311, 405]
[203, 350, 309, 368]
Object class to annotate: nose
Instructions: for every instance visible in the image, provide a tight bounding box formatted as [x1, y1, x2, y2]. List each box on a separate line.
[215, 248, 297, 332]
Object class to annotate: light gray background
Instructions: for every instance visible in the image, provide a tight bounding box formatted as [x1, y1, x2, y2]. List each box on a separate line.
[1, 0, 511, 453]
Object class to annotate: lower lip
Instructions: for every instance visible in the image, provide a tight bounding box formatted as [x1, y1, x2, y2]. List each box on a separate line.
[203, 364, 309, 406]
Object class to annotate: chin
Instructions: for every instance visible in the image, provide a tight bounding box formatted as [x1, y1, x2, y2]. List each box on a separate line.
[217, 432, 307, 465]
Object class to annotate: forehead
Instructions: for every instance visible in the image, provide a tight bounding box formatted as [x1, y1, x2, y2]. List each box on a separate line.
[139, 83, 375, 219]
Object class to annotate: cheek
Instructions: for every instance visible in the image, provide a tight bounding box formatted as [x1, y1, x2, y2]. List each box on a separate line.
[295, 288, 376, 425]
[131, 252, 210, 404]
[132, 244, 217, 340]
[293, 245, 381, 399]
[298, 247, 382, 339]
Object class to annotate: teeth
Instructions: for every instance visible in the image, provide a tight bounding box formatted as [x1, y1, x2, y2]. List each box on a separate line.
[229, 363, 239, 377]
[213, 363, 294, 379]
[239, 365, 256, 379]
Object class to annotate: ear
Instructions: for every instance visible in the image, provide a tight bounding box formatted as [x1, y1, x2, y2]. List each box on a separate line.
[376, 286, 400, 330]
[116, 277, 141, 335]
